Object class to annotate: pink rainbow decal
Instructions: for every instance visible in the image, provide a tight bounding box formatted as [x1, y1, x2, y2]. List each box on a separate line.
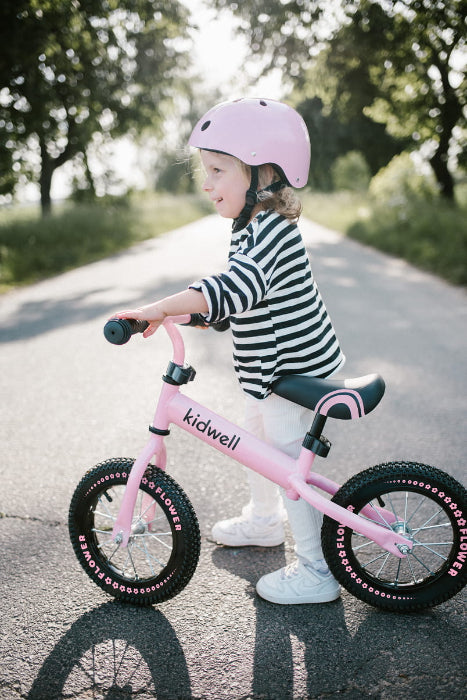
[315, 389, 365, 419]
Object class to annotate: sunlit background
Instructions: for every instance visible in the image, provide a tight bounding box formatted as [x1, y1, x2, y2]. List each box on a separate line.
[18, 0, 287, 203]
[0, 0, 465, 287]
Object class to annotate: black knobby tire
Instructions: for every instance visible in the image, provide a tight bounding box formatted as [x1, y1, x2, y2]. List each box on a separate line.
[69, 458, 201, 605]
[321, 462, 467, 612]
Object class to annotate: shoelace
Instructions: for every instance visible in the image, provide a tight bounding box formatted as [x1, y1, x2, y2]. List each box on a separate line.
[281, 560, 330, 580]
[281, 562, 300, 580]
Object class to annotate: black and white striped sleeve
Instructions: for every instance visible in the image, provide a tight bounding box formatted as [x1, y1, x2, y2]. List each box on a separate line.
[189, 253, 268, 323]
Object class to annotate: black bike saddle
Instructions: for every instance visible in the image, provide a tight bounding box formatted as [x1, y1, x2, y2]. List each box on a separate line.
[272, 373, 386, 420]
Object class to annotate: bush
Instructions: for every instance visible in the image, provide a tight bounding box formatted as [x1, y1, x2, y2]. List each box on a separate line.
[368, 152, 438, 207]
[301, 190, 367, 233]
[331, 151, 371, 192]
[301, 157, 466, 287]
[348, 155, 466, 285]
[0, 202, 135, 286]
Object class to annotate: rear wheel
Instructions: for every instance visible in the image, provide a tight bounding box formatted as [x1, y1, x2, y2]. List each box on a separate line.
[322, 462, 467, 612]
[69, 458, 201, 605]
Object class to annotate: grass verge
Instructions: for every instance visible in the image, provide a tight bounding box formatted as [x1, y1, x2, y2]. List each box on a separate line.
[0, 192, 211, 292]
[302, 190, 467, 287]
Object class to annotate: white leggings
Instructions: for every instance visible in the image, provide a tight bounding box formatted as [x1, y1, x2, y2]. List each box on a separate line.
[243, 392, 324, 563]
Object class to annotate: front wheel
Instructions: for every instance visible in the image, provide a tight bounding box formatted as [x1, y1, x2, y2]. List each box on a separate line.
[321, 462, 467, 612]
[69, 458, 201, 605]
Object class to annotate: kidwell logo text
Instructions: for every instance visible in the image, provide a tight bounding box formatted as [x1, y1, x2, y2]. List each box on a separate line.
[182, 407, 241, 451]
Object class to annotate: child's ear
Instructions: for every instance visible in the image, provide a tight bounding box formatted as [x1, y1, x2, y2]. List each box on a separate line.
[259, 164, 276, 188]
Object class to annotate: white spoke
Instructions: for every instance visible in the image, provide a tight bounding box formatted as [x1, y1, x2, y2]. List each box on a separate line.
[146, 533, 173, 550]
[414, 522, 452, 532]
[125, 545, 139, 577]
[412, 541, 450, 560]
[367, 500, 393, 529]
[385, 492, 400, 522]
[409, 550, 436, 576]
[394, 558, 402, 586]
[375, 551, 391, 578]
[353, 539, 375, 551]
[412, 506, 444, 532]
[405, 494, 429, 526]
[405, 551, 419, 584]
[361, 551, 390, 569]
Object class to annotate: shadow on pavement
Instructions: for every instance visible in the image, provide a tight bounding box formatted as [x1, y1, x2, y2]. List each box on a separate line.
[0, 276, 196, 344]
[27, 601, 191, 699]
[211, 546, 466, 699]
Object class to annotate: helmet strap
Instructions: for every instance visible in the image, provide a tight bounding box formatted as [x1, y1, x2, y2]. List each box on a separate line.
[259, 180, 286, 196]
[232, 166, 259, 233]
[232, 169, 287, 232]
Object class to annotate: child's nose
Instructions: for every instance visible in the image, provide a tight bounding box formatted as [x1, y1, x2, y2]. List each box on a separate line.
[202, 176, 212, 191]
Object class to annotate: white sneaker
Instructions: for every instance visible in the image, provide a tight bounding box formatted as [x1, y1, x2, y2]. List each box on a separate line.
[256, 559, 341, 604]
[210, 504, 285, 547]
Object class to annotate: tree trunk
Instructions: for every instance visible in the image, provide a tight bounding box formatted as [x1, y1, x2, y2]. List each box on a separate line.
[430, 149, 455, 201]
[39, 140, 53, 216]
[427, 56, 460, 203]
[39, 131, 78, 216]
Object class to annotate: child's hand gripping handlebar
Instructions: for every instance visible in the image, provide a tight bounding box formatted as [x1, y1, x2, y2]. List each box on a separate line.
[103, 315, 230, 345]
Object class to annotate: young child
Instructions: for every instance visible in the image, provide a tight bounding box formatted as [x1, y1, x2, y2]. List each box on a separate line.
[112, 98, 345, 604]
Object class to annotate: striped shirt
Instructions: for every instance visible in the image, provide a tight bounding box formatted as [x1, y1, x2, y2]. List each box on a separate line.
[190, 210, 345, 399]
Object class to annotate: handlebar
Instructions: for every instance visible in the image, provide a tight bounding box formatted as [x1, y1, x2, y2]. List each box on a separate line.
[183, 314, 230, 333]
[104, 318, 149, 345]
[103, 315, 230, 345]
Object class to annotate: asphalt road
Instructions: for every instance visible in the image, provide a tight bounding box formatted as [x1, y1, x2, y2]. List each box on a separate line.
[1, 215, 466, 699]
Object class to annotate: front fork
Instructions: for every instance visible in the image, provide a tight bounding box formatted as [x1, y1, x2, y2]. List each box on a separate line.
[111, 435, 166, 547]
[112, 378, 177, 547]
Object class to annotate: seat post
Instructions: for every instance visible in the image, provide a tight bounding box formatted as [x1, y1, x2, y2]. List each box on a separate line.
[309, 413, 327, 438]
[302, 412, 331, 458]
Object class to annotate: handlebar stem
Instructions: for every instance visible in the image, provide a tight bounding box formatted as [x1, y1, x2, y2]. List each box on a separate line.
[162, 316, 190, 365]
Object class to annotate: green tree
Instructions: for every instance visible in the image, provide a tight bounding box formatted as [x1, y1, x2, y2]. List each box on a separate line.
[213, 0, 466, 200]
[296, 96, 406, 190]
[0, 0, 192, 214]
[332, 150, 371, 191]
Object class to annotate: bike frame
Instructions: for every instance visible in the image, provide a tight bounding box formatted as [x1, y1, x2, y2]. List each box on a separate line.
[111, 317, 413, 559]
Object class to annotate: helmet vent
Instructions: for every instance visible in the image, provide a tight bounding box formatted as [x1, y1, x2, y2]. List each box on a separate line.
[259, 100, 267, 106]
[201, 120, 211, 131]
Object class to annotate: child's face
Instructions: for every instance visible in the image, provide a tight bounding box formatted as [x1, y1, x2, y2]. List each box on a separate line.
[200, 150, 250, 220]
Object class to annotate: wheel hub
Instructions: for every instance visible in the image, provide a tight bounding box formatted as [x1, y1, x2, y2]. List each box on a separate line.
[392, 520, 414, 555]
[131, 520, 147, 536]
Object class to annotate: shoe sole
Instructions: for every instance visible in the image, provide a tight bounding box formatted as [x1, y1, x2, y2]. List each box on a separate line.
[256, 586, 341, 605]
[209, 534, 285, 547]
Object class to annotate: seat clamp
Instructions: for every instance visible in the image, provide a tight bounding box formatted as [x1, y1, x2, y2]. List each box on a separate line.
[302, 433, 331, 458]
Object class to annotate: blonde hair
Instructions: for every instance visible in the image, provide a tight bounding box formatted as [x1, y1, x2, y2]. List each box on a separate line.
[236, 159, 302, 222]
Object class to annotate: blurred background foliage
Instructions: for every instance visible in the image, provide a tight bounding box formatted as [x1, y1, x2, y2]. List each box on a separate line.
[0, 0, 465, 288]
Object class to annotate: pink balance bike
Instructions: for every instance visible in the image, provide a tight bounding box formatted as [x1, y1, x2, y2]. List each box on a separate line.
[69, 316, 467, 612]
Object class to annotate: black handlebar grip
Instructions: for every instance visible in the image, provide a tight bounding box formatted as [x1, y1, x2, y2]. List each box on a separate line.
[104, 318, 149, 345]
[182, 314, 230, 332]
[183, 313, 208, 328]
[211, 318, 230, 332]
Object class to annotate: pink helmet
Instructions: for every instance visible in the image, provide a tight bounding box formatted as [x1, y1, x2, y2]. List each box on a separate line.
[188, 98, 310, 188]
